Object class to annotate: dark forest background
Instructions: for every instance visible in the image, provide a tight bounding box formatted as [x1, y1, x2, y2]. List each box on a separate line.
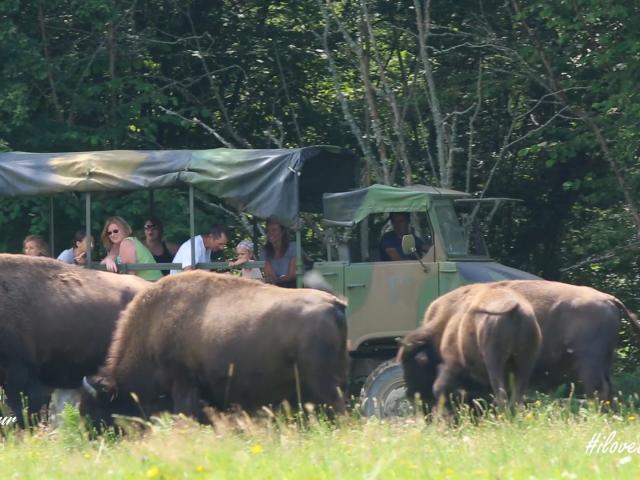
[1, 1, 639, 370]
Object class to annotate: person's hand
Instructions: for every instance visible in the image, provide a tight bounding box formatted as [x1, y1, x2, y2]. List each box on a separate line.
[74, 251, 87, 265]
[264, 270, 277, 283]
[228, 258, 246, 268]
[102, 256, 118, 273]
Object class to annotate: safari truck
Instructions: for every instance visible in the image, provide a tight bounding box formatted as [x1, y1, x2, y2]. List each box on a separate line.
[0, 146, 537, 416]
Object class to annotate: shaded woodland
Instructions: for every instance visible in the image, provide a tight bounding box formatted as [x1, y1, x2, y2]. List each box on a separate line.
[1, 1, 638, 367]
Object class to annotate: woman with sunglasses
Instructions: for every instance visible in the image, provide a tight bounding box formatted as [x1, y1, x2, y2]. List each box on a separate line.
[100, 216, 162, 282]
[142, 216, 178, 276]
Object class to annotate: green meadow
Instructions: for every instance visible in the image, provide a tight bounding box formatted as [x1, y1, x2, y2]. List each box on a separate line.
[1, 395, 639, 480]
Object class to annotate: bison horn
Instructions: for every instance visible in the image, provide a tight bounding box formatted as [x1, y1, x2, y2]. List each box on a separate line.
[82, 376, 98, 399]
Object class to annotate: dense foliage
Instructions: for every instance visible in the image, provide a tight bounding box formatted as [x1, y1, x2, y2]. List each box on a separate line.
[1, 1, 638, 366]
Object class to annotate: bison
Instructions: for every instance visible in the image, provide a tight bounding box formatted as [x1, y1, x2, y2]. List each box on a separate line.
[0, 254, 149, 426]
[401, 283, 541, 407]
[80, 271, 348, 427]
[401, 280, 640, 407]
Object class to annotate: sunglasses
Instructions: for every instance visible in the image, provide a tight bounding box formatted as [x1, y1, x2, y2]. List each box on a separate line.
[107, 229, 120, 236]
[144, 224, 158, 230]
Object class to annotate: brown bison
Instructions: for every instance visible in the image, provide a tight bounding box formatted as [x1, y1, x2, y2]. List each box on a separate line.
[0, 254, 149, 426]
[401, 280, 640, 406]
[80, 271, 348, 426]
[401, 283, 541, 407]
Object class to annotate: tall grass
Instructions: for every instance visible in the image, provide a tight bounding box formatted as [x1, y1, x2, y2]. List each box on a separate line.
[0, 396, 639, 479]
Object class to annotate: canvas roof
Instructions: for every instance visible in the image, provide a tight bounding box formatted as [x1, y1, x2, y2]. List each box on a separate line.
[0, 146, 358, 225]
[322, 183, 469, 226]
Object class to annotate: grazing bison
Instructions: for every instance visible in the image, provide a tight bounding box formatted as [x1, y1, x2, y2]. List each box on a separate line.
[402, 280, 640, 407]
[401, 284, 541, 407]
[80, 271, 348, 427]
[0, 254, 149, 426]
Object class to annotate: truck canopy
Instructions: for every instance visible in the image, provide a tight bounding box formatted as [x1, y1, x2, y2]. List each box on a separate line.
[322, 184, 468, 226]
[0, 146, 358, 225]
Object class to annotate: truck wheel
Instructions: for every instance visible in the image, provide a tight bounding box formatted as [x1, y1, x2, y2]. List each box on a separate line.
[359, 360, 414, 418]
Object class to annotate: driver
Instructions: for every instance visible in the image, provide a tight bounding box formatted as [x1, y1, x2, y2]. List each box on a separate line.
[379, 212, 431, 261]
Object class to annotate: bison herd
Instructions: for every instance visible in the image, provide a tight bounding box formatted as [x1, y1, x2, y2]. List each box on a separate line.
[0, 253, 639, 429]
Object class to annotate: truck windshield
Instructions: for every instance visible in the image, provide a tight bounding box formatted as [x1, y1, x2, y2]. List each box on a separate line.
[434, 201, 489, 258]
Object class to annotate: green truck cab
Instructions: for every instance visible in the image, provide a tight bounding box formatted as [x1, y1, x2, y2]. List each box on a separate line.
[312, 184, 538, 416]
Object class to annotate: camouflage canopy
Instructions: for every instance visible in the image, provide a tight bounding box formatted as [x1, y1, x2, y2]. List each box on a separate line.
[0, 146, 358, 225]
[322, 184, 468, 226]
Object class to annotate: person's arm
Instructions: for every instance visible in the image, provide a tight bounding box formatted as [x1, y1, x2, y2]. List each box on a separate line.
[118, 239, 138, 275]
[384, 247, 403, 261]
[101, 249, 118, 272]
[275, 255, 297, 285]
[381, 233, 403, 261]
[263, 259, 277, 283]
[167, 241, 179, 256]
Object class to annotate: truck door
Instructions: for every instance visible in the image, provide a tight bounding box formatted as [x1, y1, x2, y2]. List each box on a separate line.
[345, 212, 439, 349]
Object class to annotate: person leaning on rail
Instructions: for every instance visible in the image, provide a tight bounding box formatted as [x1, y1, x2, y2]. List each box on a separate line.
[100, 216, 162, 282]
[170, 223, 230, 275]
[57, 229, 94, 265]
[261, 218, 297, 288]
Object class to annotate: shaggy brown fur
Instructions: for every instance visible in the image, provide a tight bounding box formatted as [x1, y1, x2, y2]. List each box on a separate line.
[0, 254, 149, 426]
[402, 284, 541, 407]
[81, 271, 348, 426]
[402, 280, 640, 406]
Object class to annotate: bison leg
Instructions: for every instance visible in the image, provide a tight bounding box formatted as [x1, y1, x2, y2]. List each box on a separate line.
[4, 362, 49, 428]
[574, 357, 612, 401]
[297, 361, 346, 416]
[432, 364, 466, 409]
[171, 380, 208, 424]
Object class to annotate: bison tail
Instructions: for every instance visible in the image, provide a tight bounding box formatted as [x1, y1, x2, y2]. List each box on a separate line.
[610, 298, 640, 336]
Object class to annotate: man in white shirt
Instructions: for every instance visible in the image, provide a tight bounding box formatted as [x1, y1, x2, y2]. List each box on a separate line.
[170, 224, 230, 274]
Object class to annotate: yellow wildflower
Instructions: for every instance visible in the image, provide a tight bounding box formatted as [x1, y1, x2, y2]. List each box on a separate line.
[250, 444, 264, 455]
[195, 465, 206, 473]
[628, 415, 637, 421]
[146, 466, 160, 478]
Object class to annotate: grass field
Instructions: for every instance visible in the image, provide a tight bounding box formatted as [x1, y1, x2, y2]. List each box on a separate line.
[1, 396, 639, 479]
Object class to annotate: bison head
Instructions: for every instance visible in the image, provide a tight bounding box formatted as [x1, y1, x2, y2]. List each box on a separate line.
[399, 334, 441, 406]
[80, 374, 172, 431]
[79, 374, 122, 429]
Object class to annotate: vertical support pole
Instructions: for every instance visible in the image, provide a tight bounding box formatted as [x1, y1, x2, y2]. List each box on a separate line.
[295, 229, 303, 288]
[85, 192, 92, 267]
[189, 185, 196, 269]
[293, 167, 303, 288]
[49, 196, 55, 256]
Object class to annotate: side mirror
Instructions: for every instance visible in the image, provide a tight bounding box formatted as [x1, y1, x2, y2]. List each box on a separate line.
[401, 235, 416, 255]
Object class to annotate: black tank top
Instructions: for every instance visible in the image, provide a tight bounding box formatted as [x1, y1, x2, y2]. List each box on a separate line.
[152, 242, 174, 275]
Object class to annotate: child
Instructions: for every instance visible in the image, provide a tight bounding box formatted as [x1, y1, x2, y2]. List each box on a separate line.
[23, 234, 51, 257]
[228, 239, 263, 281]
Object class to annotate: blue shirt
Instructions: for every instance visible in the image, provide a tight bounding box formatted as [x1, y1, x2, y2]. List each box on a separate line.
[379, 231, 426, 261]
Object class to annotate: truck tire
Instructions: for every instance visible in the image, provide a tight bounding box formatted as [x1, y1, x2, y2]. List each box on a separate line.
[359, 359, 414, 418]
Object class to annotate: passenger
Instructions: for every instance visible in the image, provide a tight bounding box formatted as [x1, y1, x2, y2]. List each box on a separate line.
[57, 230, 94, 265]
[261, 218, 297, 288]
[23, 234, 50, 257]
[100, 216, 162, 281]
[170, 224, 230, 275]
[379, 212, 431, 261]
[142, 217, 179, 275]
[228, 239, 263, 281]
